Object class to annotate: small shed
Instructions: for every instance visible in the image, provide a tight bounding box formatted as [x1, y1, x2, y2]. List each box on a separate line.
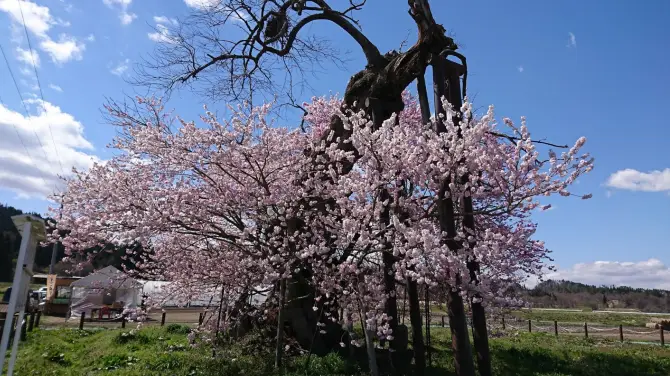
[69, 266, 141, 319]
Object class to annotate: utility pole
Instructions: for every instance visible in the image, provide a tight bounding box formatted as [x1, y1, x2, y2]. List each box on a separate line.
[0, 215, 46, 376]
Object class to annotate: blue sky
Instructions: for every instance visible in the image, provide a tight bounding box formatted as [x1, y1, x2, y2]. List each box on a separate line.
[1, 0, 669, 288]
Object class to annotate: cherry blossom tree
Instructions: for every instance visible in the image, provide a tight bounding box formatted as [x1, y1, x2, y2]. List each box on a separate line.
[50, 92, 593, 375]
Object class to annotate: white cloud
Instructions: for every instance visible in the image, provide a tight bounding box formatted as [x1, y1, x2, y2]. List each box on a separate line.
[49, 83, 63, 92]
[110, 58, 130, 76]
[541, 259, 670, 290]
[182, 1, 249, 22]
[184, 0, 219, 9]
[605, 190, 612, 198]
[0, 100, 100, 198]
[60, 1, 74, 13]
[605, 168, 670, 192]
[0, 0, 53, 38]
[567, 32, 577, 48]
[517, 65, 524, 73]
[119, 11, 136, 25]
[148, 24, 175, 43]
[148, 15, 179, 43]
[0, 0, 88, 64]
[86, 34, 95, 42]
[40, 34, 86, 64]
[15, 47, 40, 68]
[153, 15, 178, 25]
[103, 0, 136, 25]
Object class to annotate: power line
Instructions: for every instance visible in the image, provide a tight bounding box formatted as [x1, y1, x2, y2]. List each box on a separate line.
[0, 43, 52, 166]
[17, 0, 65, 175]
[0, 43, 59, 192]
[0, 94, 50, 188]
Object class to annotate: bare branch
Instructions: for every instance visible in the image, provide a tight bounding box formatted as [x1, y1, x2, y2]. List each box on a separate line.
[488, 131, 569, 149]
[132, 0, 382, 103]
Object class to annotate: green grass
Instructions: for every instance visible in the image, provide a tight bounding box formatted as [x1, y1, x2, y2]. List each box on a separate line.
[426, 329, 670, 376]
[7, 326, 670, 376]
[6, 326, 361, 376]
[510, 309, 670, 327]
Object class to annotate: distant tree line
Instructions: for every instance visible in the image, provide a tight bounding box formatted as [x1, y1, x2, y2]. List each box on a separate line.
[524, 279, 670, 313]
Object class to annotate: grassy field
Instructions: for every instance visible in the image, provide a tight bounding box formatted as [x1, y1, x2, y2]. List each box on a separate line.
[510, 309, 670, 327]
[7, 325, 670, 375]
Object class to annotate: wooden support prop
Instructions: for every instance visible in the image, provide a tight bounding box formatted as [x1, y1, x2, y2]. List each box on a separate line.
[79, 312, 85, 330]
[501, 316, 505, 330]
[554, 321, 558, 337]
[425, 288, 431, 367]
[661, 327, 665, 347]
[20, 318, 27, 341]
[8, 316, 16, 346]
[28, 312, 35, 332]
[161, 312, 167, 326]
[121, 316, 126, 329]
[35, 312, 41, 328]
[584, 322, 588, 338]
[528, 320, 531, 333]
[619, 325, 624, 342]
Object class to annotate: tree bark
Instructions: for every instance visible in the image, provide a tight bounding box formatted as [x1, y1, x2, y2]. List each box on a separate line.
[443, 60, 492, 376]
[274, 278, 287, 368]
[238, 0, 461, 362]
[407, 278, 426, 375]
[470, 301, 491, 376]
[446, 288, 475, 376]
[432, 56, 476, 376]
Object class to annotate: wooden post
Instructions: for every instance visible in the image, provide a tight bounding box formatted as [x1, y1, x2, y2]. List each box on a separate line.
[274, 278, 287, 369]
[661, 327, 665, 347]
[441, 316, 445, 327]
[35, 311, 41, 328]
[198, 312, 204, 326]
[8, 316, 16, 346]
[619, 324, 624, 342]
[554, 321, 558, 337]
[121, 316, 126, 329]
[79, 312, 85, 330]
[584, 322, 588, 338]
[28, 312, 35, 332]
[407, 278, 426, 374]
[20, 317, 27, 341]
[425, 287, 431, 367]
[401, 288, 407, 325]
[161, 312, 166, 326]
[501, 316, 505, 330]
[528, 320, 531, 333]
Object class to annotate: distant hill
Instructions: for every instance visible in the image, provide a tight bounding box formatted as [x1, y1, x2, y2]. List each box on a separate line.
[0, 204, 62, 282]
[0, 203, 148, 281]
[524, 279, 670, 313]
